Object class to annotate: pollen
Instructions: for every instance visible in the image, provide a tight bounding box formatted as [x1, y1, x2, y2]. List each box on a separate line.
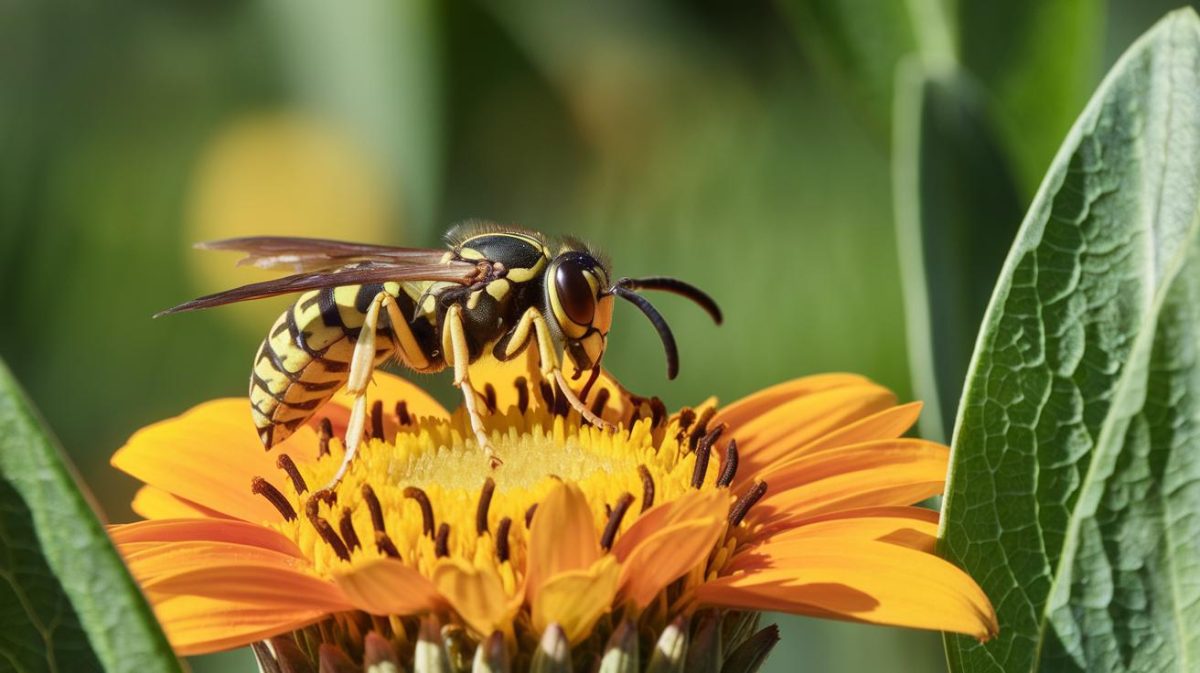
[255, 402, 722, 580]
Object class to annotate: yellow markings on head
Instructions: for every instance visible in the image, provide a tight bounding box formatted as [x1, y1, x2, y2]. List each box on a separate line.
[504, 257, 546, 283]
[593, 295, 614, 335]
[486, 280, 510, 302]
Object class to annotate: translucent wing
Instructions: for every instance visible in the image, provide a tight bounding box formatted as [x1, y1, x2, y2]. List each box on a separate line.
[196, 236, 454, 273]
[157, 260, 483, 316]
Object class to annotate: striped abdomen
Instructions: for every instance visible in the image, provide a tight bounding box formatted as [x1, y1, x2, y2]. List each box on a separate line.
[249, 281, 440, 447]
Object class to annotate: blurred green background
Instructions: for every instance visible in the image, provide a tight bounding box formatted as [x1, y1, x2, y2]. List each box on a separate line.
[0, 1, 1188, 671]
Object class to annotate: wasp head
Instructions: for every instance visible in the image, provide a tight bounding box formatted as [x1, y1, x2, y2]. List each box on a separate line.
[545, 250, 614, 375]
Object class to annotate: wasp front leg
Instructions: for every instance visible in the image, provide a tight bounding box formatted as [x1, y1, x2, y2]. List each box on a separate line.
[443, 304, 503, 468]
[497, 306, 614, 431]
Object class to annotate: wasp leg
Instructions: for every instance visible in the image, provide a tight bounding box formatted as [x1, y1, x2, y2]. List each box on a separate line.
[323, 290, 389, 490]
[443, 304, 502, 468]
[501, 306, 614, 431]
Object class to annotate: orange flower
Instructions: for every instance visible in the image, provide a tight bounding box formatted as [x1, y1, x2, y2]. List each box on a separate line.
[110, 361, 996, 669]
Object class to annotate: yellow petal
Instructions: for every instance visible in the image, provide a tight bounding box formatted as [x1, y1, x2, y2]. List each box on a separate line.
[111, 398, 306, 523]
[333, 558, 445, 616]
[696, 539, 997, 640]
[325, 370, 450, 437]
[748, 440, 948, 527]
[724, 383, 898, 489]
[533, 556, 620, 644]
[153, 593, 327, 657]
[433, 558, 517, 637]
[525, 482, 600, 603]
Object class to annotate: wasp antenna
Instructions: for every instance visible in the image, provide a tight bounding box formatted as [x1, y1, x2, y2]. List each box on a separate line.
[613, 286, 680, 380]
[615, 277, 722, 325]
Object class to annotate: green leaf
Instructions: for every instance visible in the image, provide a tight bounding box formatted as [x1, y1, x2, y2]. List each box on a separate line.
[954, 0, 1104, 194]
[0, 358, 179, 673]
[892, 62, 1023, 441]
[940, 9, 1200, 672]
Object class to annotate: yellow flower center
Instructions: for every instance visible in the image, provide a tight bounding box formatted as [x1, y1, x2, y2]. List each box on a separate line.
[256, 400, 728, 585]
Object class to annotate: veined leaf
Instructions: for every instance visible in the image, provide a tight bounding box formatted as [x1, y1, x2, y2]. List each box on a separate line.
[941, 9, 1200, 673]
[893, 62, 1023, 441]
[0, 359, 179, 673]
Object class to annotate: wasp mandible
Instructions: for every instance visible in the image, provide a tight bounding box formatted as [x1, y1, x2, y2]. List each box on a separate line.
[159, 223, 722, 487]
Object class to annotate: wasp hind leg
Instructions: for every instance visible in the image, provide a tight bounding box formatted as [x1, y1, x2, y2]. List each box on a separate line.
[444, 304, 502, 468]
[322, 290, 395, 490]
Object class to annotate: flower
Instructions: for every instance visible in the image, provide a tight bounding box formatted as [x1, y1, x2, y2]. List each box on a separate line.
[110, 355, 997, 670]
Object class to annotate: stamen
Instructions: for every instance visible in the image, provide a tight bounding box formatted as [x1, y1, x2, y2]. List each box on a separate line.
[716, 439, 739, 488]
[590, 388, 610, 420]
[375, 532, 401, 559]
[339, 507, 361, 551]
[306, 491, 350, 561]
[689, 407, 716, 452]
[362, 484, 386, 534]
[496, 517, 512, 563]
[275, 454, 307, 494]
[538, 380, 556, 408]
[637, 464, 655, 512]
[370, 400, 385, 440]
[251, 477, 296, 521]
[600, 493, 635, 551]
[691, 424, 725, 489]
[649, 397, 667, 428]
[729, 481, 768, 526]
[552, 381, 570, 418]
[677, 407, 697, 436]
[435, 523, 450, 558]
[395, 400, 412, 426]
[476, 478, 496, 535]
[404, 487, 436, 537]
[579, 365, 602, 401]
[483, 384, 497, 413]
[318, 418, 333, 457]
[515, 377, 529, 413]
[525, 503, 538, 528]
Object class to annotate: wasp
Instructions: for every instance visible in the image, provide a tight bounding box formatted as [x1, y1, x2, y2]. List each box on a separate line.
[160, 223, 721, 487]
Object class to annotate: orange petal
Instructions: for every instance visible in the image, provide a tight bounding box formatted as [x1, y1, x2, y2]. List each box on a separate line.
[611, 489, 730, 562]
[747, 440, 948, 527]
[526, 482, 600, 602]
[110, 518, 304, 558]
[333, 558, 445, 616]
[142, 560, 350, 612]
[696, 539, 997, 640]
[713, 374, 873, 430]
[131, 486, 231, 520]
[324, 370, 450, 439]
[111, 398, 304, 523]
[153, 593, 327, 656]
[121, 540, 310, 585]
[796, 402, 922, 455]
[731, 507, 940, 571]
[533, 556, 620, 644]
[724, 383, 898, 489]
[618, 517, 726, 609]
[433, 558, 516, 637]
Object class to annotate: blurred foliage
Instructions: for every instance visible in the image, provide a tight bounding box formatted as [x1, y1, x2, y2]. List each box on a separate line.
[0, 1, 1193, 672]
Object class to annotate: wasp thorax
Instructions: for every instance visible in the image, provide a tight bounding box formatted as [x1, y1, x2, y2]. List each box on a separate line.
[547, 252, 613, 371]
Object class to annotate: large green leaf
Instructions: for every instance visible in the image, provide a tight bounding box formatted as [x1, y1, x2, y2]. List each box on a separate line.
[954, 0, 1104, 195]
[940, 9, 1200, 672]
[892, 62, 1023, 441]
[0, 359, 179, 673]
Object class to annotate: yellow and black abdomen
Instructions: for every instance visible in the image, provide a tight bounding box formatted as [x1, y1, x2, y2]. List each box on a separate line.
[249, 281, 437, 447]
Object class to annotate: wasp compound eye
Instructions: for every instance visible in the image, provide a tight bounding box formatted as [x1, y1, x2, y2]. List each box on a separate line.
[555, 257, 596, 326]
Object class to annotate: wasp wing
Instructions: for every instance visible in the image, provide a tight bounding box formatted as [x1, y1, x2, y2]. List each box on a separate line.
[156, 260, 481, 317]
[197, 236, 452, 273]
